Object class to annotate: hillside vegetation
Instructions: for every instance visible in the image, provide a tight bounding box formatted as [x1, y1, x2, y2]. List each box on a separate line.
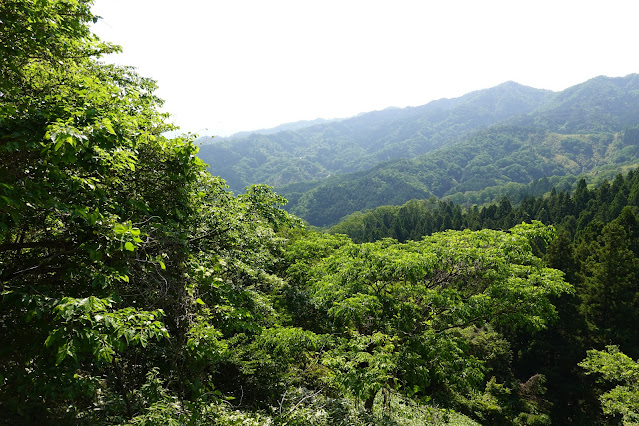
[328, 168, 639, 423]
[198, 82, 552, 192]
[277, 75, 639, 226]
[4, 2, 639, 425]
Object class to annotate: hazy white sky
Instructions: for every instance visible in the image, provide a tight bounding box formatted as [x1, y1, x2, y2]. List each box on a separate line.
[91, 0, 639, 137]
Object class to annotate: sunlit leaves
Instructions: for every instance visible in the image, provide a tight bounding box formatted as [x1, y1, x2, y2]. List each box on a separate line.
[322, 332, 398, 404]
[185, 318, 225, 364]
[580, 346, 639, 423]
[0, 2, 199, 419]
[286, 222, 570, 412]
[46, 296, 169, 365]
[311, 222, 568, 336]
[113, 221, 143, 252]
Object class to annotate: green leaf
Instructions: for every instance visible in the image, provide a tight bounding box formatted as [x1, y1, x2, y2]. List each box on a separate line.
[123, 329, 133, 345]
[56, 344, 70, 365]
[101, 117, 116, 135]
[45, 331, 58, 347]
[124, 241, 135, 251]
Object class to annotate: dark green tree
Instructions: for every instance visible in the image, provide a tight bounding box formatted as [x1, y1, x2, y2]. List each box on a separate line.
[580, 221, 639, 356]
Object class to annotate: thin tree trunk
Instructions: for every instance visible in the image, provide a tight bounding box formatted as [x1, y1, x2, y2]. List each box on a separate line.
[364, 390, 377, 412]
[113, 359, 133, 419]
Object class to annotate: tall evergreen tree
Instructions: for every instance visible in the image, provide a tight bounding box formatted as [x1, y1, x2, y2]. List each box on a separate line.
[580, 221, 639, 356]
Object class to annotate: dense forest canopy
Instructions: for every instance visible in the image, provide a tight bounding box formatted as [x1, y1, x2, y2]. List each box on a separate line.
[2, 1, 639, 425]
[326, 167, 639, 422]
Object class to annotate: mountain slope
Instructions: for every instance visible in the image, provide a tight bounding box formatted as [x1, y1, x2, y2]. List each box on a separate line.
[517, 74, 639, 133]
[197, 117, 342, 145]
[278, 74, 639, 226]
[198, 82, 552, 192]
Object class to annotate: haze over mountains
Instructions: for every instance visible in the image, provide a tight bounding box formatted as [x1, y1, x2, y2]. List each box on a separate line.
[198, 81, 553, 188]
[197, 117, 342, 143]
[197, 74, 639, 226]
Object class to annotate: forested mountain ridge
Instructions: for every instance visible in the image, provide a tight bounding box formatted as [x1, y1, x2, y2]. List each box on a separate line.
[197, 117, 341, 144]
[516, 74, 639, 133]
[198, 81, 553, 192]
[279, 75, 639, 226]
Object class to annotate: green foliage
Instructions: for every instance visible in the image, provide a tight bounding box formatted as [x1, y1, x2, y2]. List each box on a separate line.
[579, 218, 639, 352]
[280, 222, 569, 422]
[46, 296, 169, 365]
[5, 2, 639, 424]
[324, 169, 639, 422]
[0, 1, 299, 422]
[580, 346, 639, 424]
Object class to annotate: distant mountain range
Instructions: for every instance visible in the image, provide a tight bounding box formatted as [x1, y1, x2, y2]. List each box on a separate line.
[196, 117, 342, 145]
[198, 81, 553, 191]
[197, 74, 639, 226]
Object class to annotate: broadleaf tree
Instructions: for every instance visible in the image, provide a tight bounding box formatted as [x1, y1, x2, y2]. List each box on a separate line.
[580, 345, 639, 424]
[0, 1, 298, 423]
[283, 222, 571, 422]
